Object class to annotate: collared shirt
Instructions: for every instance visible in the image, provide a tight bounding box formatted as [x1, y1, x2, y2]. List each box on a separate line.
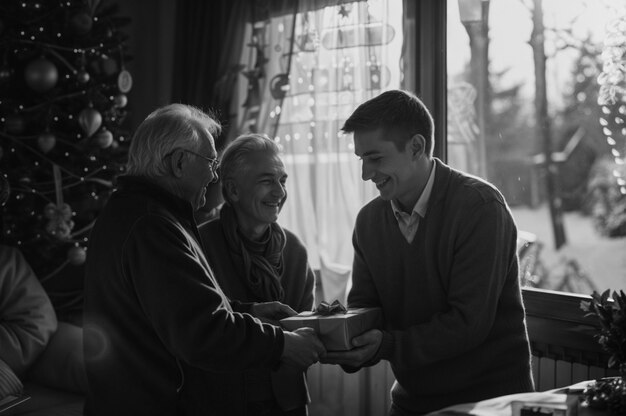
[391, 162, 436, 243]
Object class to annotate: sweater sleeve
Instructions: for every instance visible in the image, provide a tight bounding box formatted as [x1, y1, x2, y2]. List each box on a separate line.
[348, 227, 381, 309]
[0, 247, 57, 376]
[378, 199, 518, 370]
[294, 242, 316, 313]
[299, 266, 315, 312]
[342, 226, 386, 372]
[283, 231, 316, 313]
[124, 216, 284, 372]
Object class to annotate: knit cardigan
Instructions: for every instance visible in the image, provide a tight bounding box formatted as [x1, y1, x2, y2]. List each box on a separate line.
[349, 159, 534, 414]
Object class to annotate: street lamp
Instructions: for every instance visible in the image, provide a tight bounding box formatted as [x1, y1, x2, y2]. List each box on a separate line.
[458, 0, 490, 179]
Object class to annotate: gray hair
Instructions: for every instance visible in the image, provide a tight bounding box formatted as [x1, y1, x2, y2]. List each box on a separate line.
[220, 133, 281, 203]
[126, 104, 221, 177]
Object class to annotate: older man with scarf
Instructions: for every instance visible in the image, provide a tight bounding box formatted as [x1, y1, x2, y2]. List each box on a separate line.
[183, 133, 316, 416]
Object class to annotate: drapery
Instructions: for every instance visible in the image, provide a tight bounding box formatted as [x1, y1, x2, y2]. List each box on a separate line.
[232, 0, 404, 303]
[171, 0, 251, 220]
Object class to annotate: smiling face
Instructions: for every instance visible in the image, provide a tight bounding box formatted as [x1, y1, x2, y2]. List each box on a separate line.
[354, 127, 429, 211]
[227, 150, 287, 240]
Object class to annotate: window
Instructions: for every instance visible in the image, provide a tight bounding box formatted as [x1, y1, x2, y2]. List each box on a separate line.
[447, 0, 626, 296]
[232, 0, 624, 300]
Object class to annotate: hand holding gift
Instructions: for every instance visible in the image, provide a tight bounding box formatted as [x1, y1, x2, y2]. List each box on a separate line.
[281, 327, 326, 369]
[320, 328, 383, 367]
[251, 301, 298, 325]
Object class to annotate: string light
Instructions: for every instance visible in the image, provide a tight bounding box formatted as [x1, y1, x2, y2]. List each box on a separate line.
[598, 5, 626, 196]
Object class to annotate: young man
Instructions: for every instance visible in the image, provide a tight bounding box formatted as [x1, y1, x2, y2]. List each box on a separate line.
[185, 133, 316, 416]
[321, 90, 534, 415]
[83, 105, 325, 416]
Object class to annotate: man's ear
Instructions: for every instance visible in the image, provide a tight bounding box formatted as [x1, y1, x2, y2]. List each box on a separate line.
[167, 149, 186, 178]
[409, 134, 426, 158]
[223, 179, 240, 202]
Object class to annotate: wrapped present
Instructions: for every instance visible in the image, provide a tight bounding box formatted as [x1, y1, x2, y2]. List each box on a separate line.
[511, 394, 578, 416]
[280, 301, 382, 351]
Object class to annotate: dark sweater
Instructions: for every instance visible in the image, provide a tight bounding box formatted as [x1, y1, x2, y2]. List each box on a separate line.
[181, 217, 315, 415]
[83, 177, 284, 416]
[349, 159, 534, 414]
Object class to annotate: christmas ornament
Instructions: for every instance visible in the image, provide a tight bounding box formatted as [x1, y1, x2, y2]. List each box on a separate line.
[77, 70, 90, 83]
[37, 133, 56, 153]
[117, 69, 133, 93]
[43, 202, 59, 219]
[113, 93, 127, 108]
[78, 107, 102, 137]
[67, 245, 87, 265]
[4, 114, 25, 134]
[270, 74, 290, 100]
[101, 57, 118, 76]
[94, 129, 113, 148]
[46, 219, 73, 240]
[70, 10, 93, 35]
[43, 202, 74, 240]
[25, 58, 58, 93]
[43, 201, 72, 222]
[338, 4, 352, 18]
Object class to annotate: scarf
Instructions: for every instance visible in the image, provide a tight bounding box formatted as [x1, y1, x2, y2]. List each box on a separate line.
[220, 203, 286, 302]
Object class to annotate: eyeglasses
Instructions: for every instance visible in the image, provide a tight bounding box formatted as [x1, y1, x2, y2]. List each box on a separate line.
[165, 148, 220, 174]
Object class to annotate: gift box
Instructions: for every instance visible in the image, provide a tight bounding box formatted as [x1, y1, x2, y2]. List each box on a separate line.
[511, 394, 578, 416]
[280, 304, 382, 351]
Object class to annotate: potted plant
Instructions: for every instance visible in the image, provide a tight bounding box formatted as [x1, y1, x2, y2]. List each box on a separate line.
[579, 289, 626, 414]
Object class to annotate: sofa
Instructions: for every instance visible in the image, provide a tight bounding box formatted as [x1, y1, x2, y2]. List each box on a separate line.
[4, 321, 86, 416]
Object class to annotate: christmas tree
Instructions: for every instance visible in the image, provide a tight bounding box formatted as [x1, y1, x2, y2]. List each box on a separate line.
[0, 0, 132, 318]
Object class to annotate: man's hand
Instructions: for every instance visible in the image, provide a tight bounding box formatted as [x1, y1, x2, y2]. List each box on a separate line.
[320, 329, 382, 367]
[282, 327, 326, 369]
[251, 301, 297, 325]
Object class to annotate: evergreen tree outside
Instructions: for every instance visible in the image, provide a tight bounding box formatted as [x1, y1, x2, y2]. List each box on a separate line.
[555, 40, 606, 212]
[0, 0, 132, 319]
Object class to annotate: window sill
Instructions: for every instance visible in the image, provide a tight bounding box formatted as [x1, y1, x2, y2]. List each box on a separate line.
[522, 287, 610, 367]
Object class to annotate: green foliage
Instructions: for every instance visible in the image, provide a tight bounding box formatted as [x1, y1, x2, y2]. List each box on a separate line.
[581, 289, 626, 369]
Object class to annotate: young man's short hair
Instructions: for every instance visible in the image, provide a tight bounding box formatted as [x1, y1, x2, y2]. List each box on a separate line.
[342, 89, 434, 156]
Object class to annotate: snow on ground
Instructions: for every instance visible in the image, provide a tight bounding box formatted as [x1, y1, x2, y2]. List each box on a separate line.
[511, 205, 626, 293]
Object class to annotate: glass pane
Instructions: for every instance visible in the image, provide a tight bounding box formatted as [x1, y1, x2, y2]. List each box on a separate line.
[447, 0, 626, 295]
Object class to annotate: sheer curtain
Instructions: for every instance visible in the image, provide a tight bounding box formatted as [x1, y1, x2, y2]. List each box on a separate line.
[232, 0, 403, 303]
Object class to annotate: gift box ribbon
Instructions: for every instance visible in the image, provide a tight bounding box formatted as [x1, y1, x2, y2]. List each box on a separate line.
[314, 300, 347, 316]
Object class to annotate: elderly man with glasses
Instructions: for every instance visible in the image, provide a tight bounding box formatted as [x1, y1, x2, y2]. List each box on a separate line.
[83, 104, 325, 416]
